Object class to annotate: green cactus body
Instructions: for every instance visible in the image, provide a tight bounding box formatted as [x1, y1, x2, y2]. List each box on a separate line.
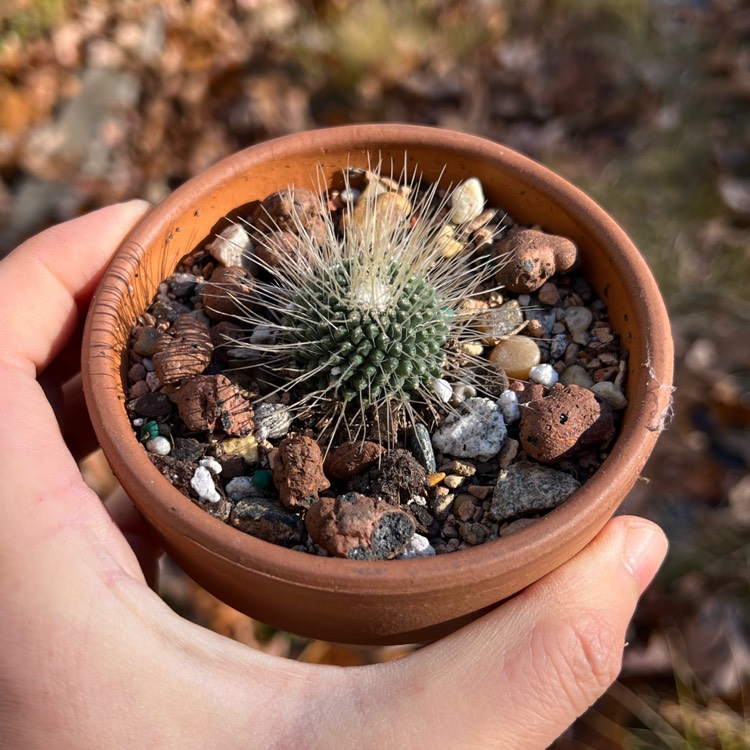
[285, 261, 452, 405]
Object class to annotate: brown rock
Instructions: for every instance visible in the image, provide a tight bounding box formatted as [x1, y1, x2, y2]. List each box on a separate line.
[305, 493, 415, 560]
[254, 188, 326, 246]
[325, 440, 386, 480]
[203, 266, 256, 321]
[519, 384, 615, 463]
[272, 436, 330, 510]
[254, 230, 307, 270]
[176, 374, 254, 436]
[347, 448, 427, 505]
[494, 228, 578, 293]
[152, 314, 213, 385]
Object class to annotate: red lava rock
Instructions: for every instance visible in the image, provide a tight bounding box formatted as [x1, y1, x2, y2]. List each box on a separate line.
[254, 187, 326, 246]
[324, 440, 386, 480]
[304, 493, 415, 559]
[176, 374, 254, 435]
[537, 282, 560, 306]
[494, 228, 578, 293]
[152, 314, 213, 385]
[519, 384, 615, 463]
[203, 266, 256, 321]
[272, 436, 330, 510]
[254, 230, 307, 269]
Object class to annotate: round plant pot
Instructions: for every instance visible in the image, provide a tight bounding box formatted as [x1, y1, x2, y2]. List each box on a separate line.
[82, 124, 673, 645]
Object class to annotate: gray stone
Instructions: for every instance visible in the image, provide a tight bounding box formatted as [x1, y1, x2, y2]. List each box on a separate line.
[409, 423, 436, 473]
[254, 402, 293, 441]
[230, 497, 303, 547]
[549, 333, 569, 360]
[432, 397, 507, 461]
[132, 326, 161, 357]
[489, 461, 581, 522]
[564, 306, 594, 333]
[559, 364, 594, 388]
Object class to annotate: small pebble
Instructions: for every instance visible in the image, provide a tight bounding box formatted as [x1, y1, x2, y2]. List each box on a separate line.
[449, 177, 485, 224]
[225, 476, 256, 501]
[220, 434, 260, 464]
[255, 402, 293, 441]
[132, 327, 161, 357]
[591, 381, 628, 410]
[529, 363, 559, 387]
[409, 423, 437, 473]
[443, 474, 464, 490]
[538, 282, 559, 305]
[488, 336, 541, 380]
[564, 306, 594, 333]
[145, 436, 171, 456]
[428, 472, 446, 486]
[252, 469, 274, 488]
[461, 341, 484, 357]
[431, 378, 453, 403]
[451, 382, 477, 404]
[145, 371, 161, 391]
[497, 389, 521, 423]
[559, 364, 594, 388]
[190, 465, 221, 503]
[199, 457, 223, 474]
[206, 223, 252, 268]
[397, 534, 436, 559]
[459, 522, 487, 546]
[436, 224, 466, 259]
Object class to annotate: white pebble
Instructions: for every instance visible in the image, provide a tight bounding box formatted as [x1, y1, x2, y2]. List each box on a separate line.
[226, 476, 256, 500]
[529, 363, 559, 387]
[190, 466, 221, 503]
[145, 371, 161, 391]
[449, 178, 485, 224]
[199, 457, 223, 474]
[145, 436, 171, 455]
[497, 389, 521, 423]
[450, 382, 477, 404]
[206, 224, 252, 268]
[431, 378, 453, 403]
[432, 397, 507, 462]
[132, 417, 145, 427]
[397, 533, 436, 559]
[591, 381, 628, 410]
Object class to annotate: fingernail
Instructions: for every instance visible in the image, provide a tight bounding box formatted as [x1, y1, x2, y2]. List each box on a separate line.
[622, 519, 668, 594]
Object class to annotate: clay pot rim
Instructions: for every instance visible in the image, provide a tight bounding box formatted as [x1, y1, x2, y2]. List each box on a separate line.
[83, 123, 673, 597]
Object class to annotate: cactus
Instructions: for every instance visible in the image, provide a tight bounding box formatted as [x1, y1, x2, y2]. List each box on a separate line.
[215, 164, 507, 441]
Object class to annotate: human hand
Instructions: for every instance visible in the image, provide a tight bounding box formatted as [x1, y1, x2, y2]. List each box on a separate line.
[0, 202, 668, 749]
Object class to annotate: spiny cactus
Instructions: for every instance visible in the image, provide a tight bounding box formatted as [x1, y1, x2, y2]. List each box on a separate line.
[215, 164, 507, 441]
[285, 259, 453, 405]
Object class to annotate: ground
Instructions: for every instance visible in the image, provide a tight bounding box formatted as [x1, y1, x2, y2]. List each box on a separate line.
[2, 0, 749, 746]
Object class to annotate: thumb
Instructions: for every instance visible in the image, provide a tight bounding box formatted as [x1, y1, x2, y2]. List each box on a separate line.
[325, 516, 667, 749]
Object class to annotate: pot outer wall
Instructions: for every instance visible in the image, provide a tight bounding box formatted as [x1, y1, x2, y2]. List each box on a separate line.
[82, 124, 674, 645]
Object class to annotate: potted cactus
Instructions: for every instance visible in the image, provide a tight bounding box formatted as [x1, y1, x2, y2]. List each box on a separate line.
[82, 124, 673, 644]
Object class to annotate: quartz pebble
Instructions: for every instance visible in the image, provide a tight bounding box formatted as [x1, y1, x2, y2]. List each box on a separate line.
[145, 436, 171, 455]
[449, 177, 485, 224]
[206, 224, 252, 268]
[489, 336, 541, 380]
[431, 378, 453, 403]
[529, 363, 559, 387]
[190, 465, 221, 503]
[199, 456, 222, 474]
[478, 300, 525, 344]
[397, 533, 436, 559]
[432, 397, 507, 461]
[591, 381, 628, 410]
[497, 389, 520, 423]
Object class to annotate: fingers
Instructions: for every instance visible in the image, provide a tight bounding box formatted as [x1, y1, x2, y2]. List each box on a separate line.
[0, 199, 150, 376]
[316, 516, 668, 749]
[0, 202, 152, 582]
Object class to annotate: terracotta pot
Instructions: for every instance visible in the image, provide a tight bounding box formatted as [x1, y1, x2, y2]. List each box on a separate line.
[82, 124, 673, 645]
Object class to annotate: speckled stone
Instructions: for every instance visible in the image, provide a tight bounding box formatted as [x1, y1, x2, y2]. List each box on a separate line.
[432, 397, 507, 461]
[230, 497, 303, 546]
[488, 461, 581, 522]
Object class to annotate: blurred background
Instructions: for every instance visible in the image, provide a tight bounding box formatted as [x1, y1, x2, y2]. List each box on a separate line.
[2, 0, 749, 746]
